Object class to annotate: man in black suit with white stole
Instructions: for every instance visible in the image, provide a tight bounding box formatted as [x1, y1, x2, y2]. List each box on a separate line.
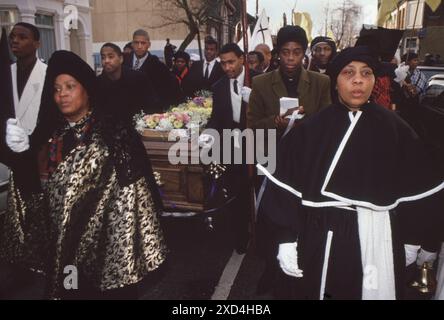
[204, 43, 258, 254]
[182, 37, 224, 98]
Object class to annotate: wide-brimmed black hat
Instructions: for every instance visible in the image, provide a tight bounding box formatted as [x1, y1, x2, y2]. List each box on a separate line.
[45, 50, 96, 98]
[355, 27, 404, 62]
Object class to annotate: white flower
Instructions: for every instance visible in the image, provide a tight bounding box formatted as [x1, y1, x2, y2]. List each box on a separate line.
[157, 118, 174, 131]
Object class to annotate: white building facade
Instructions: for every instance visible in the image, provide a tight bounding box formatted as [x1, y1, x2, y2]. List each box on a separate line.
[0, 0, 94, 66]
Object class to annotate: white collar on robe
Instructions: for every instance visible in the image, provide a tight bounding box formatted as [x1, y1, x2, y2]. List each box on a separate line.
[11, 59, 47, 135]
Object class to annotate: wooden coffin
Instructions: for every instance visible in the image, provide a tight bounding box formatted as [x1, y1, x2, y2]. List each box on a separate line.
[141, 132, 206, 212]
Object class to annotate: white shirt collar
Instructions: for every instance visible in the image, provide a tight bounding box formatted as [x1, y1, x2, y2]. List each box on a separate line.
[133, 52, 149, 69]
[203, 58, 217, 77]
[230, 67, 245, 90]
[230, 67, 245, 123]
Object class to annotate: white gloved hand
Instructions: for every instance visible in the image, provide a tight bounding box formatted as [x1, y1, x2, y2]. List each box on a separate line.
[198, 133, 215, 149]
[404, 244, 421, 267]
[277, 242, 303, 278]
[394, 64, 409, 83]
[6, 119, 30, 153]
[417, 248, 438, 267]
[241, 86, 252, 103]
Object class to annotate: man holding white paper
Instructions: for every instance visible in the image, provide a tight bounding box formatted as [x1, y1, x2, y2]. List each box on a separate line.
[247, 26, 331, 137]
[248, 26, 331, 296]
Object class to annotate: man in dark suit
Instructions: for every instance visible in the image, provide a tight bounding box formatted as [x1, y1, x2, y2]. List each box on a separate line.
[123, 29, 182, 112]
[97, 43, 160, 123]
[254, 44, 277, 73]
[204, 43, 259, 254]
[182, 37, 224, 98]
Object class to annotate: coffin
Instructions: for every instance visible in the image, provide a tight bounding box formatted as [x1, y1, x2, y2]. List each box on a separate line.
[141, 131, 206, 212]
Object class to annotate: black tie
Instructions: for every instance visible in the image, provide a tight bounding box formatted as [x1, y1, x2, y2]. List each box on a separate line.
[204, 63, 210, 79]
[233, 80, 239, 95]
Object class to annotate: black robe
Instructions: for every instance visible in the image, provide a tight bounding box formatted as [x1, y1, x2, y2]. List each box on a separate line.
[258, 102, 444, 299]
[97, 66, 160, 122]
[123, 53, 183, 111]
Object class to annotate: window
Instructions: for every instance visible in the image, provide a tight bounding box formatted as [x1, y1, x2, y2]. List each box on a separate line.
[35, 13, 56, 62]
[0, 9, 18, 34]
[405, 37, 418, 53]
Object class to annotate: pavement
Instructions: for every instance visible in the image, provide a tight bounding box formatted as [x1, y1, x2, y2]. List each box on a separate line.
[0, 211, 438, 300]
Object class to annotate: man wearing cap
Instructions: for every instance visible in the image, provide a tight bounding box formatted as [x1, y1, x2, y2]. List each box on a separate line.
[248, 26, 331, 136]
[308, 36, 337, 74]
[399, 52, 427, 133]
[248, 26, 331, 296]
[172, 51, 190, 85]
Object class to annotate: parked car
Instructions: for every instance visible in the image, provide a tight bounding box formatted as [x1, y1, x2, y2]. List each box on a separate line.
[418, 74, 444, 165]
[421, 74, 444, 107]
[417, 66, 444, 81]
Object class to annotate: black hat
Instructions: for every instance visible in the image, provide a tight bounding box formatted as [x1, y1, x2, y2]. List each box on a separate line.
[405, 52, 418, 62]
[46, 50, 96, 99]
[277, 25, 308, 51]
[174, 51, 190, 63]
[355, 27, 404, 62]
[31, 51, 97, 150]
[311, 36, 337, 53]
[327, 46, 378, 81]
[327, 46, 378, 102]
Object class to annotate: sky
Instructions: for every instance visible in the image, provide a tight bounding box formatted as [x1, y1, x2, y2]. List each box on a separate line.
[246, 0, 378, 37]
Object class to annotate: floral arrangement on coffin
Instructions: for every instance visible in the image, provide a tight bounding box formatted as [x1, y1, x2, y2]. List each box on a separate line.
[135, 91, 213, 136]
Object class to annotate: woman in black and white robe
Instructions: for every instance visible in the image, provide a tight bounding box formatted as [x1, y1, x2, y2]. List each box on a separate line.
[258, 46, 444, 300]
[0, 51, 166, 299]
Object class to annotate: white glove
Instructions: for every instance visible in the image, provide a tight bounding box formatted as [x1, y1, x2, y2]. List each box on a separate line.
[198, 133, 215, 149]
[277, 242, 303, 278]
[6, 118, 30, 153]
[241, 86, 252, 103]
[394, 64, 409, 84]
[404, 244, 420, 266]
[417, 248, 438, 267]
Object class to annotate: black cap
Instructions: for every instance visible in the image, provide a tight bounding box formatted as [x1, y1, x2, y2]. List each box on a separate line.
[277, 25, 308, 51]
[327, 46, 378, 102]
[174, 51, 190, 63]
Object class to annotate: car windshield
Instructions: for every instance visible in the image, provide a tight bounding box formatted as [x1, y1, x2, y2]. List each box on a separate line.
[418, 67, 444, 81]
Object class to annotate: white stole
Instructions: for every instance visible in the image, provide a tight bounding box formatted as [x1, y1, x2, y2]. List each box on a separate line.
[357, 207, 396, 300]
[11, 59, 47, 135]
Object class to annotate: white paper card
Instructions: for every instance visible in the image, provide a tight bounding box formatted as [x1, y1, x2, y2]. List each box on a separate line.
[280, 97, 299, 116]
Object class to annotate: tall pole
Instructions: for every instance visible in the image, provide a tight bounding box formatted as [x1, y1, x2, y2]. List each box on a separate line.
[241, 0, 251, 87]
[241, 0, 256, 247]
[407, 0, 421, 61]
[196, 20, 203, 61]
[256, 0, 259, 17]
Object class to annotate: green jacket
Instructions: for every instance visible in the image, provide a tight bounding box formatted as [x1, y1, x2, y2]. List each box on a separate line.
[247, 68, 332, 129]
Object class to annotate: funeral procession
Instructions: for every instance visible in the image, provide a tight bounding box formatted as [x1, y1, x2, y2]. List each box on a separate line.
[2, 0, 444, 304]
